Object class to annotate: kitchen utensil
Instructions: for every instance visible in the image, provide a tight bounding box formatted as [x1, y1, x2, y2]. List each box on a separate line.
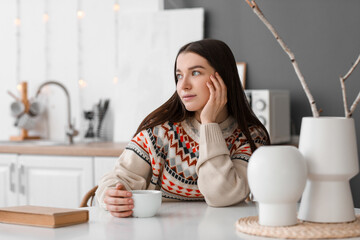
[7, 90, 20, 101]
[84, 111, 95, 138]
[28, 99, 44, 117]
[10, 101, 25, 117]
[96, 99, 110, 138]
[16, 113, 37, 130]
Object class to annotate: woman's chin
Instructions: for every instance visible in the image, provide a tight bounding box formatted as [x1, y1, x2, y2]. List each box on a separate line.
[184, 106, 200, 112]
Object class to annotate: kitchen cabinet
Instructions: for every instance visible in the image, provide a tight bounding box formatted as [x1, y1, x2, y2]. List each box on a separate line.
[0, 142, 125, 208]
[0, 154, 94, 208]
[0, 154, 17, 207]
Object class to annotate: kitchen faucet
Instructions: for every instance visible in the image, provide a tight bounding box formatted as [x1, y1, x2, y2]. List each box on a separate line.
[36, 80, 79, 144]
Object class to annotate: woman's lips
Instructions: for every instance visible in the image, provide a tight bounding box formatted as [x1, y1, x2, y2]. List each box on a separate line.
[182, 95, 196, 101]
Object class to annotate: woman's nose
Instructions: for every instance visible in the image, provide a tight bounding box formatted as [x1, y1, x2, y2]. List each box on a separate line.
[180, 76, 191, 89]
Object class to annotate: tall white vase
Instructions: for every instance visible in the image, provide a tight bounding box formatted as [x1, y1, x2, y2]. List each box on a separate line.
[298, 117, 359, 223]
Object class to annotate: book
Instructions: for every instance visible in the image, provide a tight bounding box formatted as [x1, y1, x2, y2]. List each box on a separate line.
[0, 205, 89, 228]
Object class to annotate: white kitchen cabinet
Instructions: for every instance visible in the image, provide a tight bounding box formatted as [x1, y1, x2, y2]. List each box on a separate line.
[17, 155, 94, 208]
[94, 156, 117, 184]
[0, 155, 94, 208]
[0, 154, 18, 207]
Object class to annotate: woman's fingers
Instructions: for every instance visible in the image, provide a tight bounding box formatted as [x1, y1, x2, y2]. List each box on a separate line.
[104, 196, 133, 205]
[107, 188, 132, 198]
[206, 81, 215, 100]
[110, 211, 133, 218]
[106, 184, 132, 198]
[215, 72, 227, 101]
[210, 73, 227, 105]
[210, 74, 221, 98]
[106, 203, 134, 212]
[104, 184, 135, 218]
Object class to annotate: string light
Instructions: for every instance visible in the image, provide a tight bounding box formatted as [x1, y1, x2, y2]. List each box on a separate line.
[44, 0, 50, 81]
[78, 79, 87, 88]
[113, 3, 120, 12]
[14, 18, 21, 26]
[15, 0, 21, 85]
[77, 0, 86, 88]
[43, 13, 49, 22]
[113, 0, 119, 85]
[77, 10, 85, 19]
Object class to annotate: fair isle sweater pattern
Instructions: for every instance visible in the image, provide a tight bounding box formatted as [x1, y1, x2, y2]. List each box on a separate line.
[125, 119, 267, 201]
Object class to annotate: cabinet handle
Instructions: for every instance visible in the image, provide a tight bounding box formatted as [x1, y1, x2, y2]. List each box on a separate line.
[19, 164, 25, 195]
[9, 163, 15, 192]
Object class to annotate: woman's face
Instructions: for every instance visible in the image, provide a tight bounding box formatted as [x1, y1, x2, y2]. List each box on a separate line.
[176, 52, 215, 114]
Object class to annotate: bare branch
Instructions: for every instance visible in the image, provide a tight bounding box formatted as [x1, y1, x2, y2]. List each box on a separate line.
[245, 0, 253, 7]
[349, 91, 360, 117]
[340, 54, 360, 117]
[245, 0, 319, 117]
[343, 54, 360, 80]
[340, 76, 350, 117]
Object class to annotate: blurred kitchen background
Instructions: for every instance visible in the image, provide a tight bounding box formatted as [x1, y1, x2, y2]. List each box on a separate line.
[0, 0, 203, 143]
[0, 0, 360, 206]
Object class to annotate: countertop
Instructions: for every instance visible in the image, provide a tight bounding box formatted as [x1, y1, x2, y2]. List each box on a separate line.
[0, 141, 127, 157]
[0, 202, 359, 240]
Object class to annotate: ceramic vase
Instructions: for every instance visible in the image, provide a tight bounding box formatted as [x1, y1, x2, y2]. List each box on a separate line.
[298, 117, 359, 223]
[248, 146, 307, 226]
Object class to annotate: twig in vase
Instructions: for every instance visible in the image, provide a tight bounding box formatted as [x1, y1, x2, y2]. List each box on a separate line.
[350, 92, 360, 117]
[340, 54, 360, 117]
[245, 0, 320, 117]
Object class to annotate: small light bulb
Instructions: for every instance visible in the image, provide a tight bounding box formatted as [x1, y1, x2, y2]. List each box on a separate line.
[77, 10, 85, 19]
[15, 18, 21, 26]
[113, 3, 120, 11]
[78, 79, 87, 88]
[113, 76, 118, 84]
[16, 84, 22, 92]
[43, 13, 49, 22]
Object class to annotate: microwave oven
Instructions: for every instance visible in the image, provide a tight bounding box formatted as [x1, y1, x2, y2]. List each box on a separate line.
[244, 89, 291, 144]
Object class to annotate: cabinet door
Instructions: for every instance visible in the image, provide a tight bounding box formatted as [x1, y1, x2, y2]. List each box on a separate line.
[0, 154, 18, 207]
[17, 155, 94, 208]
[94, 157, 117, 185]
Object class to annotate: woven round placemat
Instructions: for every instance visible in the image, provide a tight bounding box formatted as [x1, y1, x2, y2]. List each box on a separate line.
[236, 215, 360, 239]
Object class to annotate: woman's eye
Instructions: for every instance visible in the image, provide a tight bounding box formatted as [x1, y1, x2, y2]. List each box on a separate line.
[192, 71, 200, 76]
[176, 74, 183, 80]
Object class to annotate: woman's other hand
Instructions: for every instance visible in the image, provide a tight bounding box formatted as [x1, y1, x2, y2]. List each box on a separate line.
[200, 72, 228, 124]
[104, 183, 134, 218]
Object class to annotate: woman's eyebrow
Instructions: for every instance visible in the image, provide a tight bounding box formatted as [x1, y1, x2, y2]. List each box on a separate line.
[188, 65, 205, 70]
[176, 65, 205, 72]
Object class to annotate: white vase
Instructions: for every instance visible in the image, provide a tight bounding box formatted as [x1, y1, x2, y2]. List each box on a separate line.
[298, 117, 359, 223]
[248, 146, 307, 226]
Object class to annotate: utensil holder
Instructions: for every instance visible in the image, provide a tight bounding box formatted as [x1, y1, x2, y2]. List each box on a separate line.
[10, 81, 40, 141]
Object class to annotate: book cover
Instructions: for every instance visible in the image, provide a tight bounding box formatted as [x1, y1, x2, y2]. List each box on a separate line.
[0, 205, 89, 228]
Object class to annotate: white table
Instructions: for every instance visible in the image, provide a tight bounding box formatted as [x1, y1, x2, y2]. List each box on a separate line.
[0, 202, 359, 240]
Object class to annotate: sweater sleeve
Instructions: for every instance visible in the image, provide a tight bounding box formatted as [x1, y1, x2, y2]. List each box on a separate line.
[195, 123, 266, 207]
[95, 132, 152, 210]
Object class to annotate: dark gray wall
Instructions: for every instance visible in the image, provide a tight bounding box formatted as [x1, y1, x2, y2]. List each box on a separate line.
[165, 0, 360, 207]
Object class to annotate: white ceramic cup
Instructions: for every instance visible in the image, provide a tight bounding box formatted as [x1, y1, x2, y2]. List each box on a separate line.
[28, 100, 43, 117]
[131, 190, 162, 218]
[10, 101, 25, 117]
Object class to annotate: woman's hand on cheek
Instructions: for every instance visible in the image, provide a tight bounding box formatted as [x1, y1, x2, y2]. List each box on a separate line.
[200, 72, 227, 124]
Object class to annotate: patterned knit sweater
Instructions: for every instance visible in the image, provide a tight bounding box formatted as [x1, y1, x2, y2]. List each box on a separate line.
[96, 116, 267, 207]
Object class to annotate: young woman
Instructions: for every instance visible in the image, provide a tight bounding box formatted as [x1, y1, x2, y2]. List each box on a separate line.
[96, 39, 270, 217]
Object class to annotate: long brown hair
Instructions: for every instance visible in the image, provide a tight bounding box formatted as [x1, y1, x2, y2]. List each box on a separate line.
[135, 39, 270, 152]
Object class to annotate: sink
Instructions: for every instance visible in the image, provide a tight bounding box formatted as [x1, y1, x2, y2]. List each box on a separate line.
[0, 140, 66, 146]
